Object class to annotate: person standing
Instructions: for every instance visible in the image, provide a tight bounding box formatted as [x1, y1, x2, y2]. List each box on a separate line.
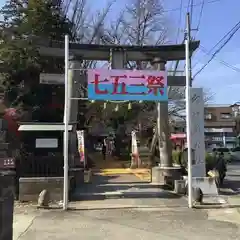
[102, 138, 107, 160]
[216, 152, 227, 185]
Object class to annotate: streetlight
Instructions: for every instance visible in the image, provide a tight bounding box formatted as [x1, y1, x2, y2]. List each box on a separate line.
[230, 102, 240, 146]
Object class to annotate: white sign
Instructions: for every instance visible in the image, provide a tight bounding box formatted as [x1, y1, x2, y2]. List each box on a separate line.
[40, 73, 64, 84]
[77, 130, 85, 166]
[35, 138, 58, 148]
[190, 88, 206, 177]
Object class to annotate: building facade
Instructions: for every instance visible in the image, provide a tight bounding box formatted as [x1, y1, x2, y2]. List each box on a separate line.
[171, 104, 237, 149]
[204, 104, 236, 148]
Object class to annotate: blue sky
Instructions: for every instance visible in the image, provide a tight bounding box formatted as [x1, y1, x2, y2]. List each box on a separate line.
[0, 0, 239, 105]
[92, 0, 240, 105]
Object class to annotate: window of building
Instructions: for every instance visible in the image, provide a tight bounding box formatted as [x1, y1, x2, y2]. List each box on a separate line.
[220, 113, 232, 119]
[205, 113, 212, 120]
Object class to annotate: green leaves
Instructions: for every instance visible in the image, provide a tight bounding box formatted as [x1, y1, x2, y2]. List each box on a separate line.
[0, 0, 72, 109]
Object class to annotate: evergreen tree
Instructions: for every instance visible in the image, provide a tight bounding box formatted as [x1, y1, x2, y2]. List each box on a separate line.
[0, 0, 73, 110]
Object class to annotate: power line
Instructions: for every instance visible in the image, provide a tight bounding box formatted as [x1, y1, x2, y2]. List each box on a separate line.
[170, 0, 184, 71]
[190, 0, 194, 24]
[196, 0, 205, 30]
[199, 45, 240, 73]
[187, 0, 192, 12]
[191, 0, 205, 42]
[175, 0, 184, 43]
[193, 20, 240, 78]
[205, 20, 240, 55]
[164, 0, 220, 13]
[192, 20, 240, 69]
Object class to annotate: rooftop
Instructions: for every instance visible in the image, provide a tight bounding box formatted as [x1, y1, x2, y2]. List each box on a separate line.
[36, 39, 200, 61]
[205, 104, 232, 108]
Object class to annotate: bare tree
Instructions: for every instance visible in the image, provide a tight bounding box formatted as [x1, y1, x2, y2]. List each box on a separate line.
[63, 0, 116, 43]
[98, 1, 213, 167]
[60, 0, 119, 129]
[61, 1, 211, 166]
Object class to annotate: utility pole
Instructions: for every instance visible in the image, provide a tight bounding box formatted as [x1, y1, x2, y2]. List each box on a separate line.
[151, 58, 182, 186]
[185, 13, 193, 208]
[63, 35, 69, 211]
[187, 12, 193, 86]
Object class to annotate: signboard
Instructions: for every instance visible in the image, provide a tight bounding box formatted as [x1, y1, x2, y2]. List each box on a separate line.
[76, 130, 85, 166]
[35, 138, 58, 148]
[40, 73, 64, 84]
[87, 69, 168, 101]
[190, 88, 206, 177]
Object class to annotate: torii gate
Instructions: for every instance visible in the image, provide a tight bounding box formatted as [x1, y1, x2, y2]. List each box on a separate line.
[37, 37, 199, 210]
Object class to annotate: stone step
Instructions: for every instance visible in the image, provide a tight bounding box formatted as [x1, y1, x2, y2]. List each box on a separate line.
[72, 190, 172, 201]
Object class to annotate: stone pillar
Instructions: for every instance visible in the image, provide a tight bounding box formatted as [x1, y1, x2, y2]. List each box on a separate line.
[67, 56, 82, 168]
[111, 50, 126, 69]
[152, 59, 172, 167]
[68, 55, 82, 124]
[110, 48, 127, 158]
[151, 58, 182, 187]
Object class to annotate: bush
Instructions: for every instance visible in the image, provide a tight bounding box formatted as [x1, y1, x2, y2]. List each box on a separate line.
[172, 150, 215, 169]
[205, 152, 216, 171]
[172, 150, 181, 165]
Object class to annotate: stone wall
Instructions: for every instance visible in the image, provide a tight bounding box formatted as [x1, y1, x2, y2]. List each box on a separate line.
[0, 172, 15, 240]
[19, 176, 73, 202]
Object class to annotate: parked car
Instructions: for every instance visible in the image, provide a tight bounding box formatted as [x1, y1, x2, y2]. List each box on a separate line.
[230, 146, 240, 161]
[212, 147, 231, 163]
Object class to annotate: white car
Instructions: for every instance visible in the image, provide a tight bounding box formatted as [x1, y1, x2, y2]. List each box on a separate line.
[230, 147, 240, 161]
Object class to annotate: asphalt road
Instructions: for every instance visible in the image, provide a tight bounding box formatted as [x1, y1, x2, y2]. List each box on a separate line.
[223, 160, 240, 193]
[15, 207, 240, 240]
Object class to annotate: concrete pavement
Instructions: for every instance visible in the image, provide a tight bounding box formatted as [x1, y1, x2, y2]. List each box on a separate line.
[217, 161, 240, 212]
[13, 161, 240, 239]
[14, 202, 240, 240]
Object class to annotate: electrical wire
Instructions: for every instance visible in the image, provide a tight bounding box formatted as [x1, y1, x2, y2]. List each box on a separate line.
[187, 0, 192, 12]
[170, 0, 183, 71]
[204, 20, 240, 55]
[193, 0, 205, 40]
[199, 45, 240, 73]
[175, 0, 184, 44]
[193, 20, 240, 78]
[196, 0, 205, 30]
[164, 0, 220, 13]
[190, 0, 194, 24]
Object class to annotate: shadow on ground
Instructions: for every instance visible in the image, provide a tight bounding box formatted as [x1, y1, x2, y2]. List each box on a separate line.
[71, 172, 180, 201]
[195, 203, 240, 209]
[220, 179, 240, 195]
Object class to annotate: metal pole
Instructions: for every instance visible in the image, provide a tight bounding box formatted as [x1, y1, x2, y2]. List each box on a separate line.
[63, 35, 69, 211]
[185, 13, 193, 208]
[157, 102, 161, 160]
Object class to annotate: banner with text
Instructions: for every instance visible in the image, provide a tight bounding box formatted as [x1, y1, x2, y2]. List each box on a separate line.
[76, 130, 85, 167]
[87, 69, 168, 101]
